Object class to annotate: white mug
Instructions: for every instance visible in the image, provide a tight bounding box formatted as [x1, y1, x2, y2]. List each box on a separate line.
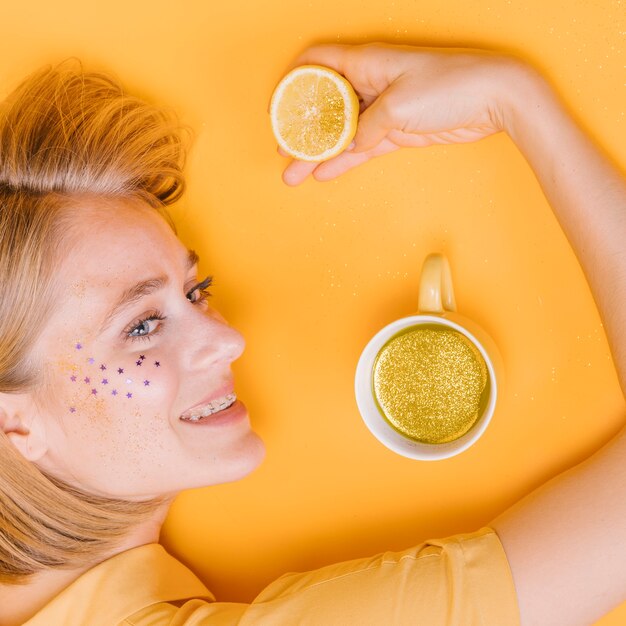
[354, 253, 502, 461]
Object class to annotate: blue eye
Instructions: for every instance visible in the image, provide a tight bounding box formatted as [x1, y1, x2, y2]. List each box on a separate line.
[125, 313, 166, 341]
[129, 318, 160, 337]
[186, 276, 213, 304]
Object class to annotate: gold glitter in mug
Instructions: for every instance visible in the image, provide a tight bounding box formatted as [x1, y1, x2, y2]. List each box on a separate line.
[372, 326, 489, 444]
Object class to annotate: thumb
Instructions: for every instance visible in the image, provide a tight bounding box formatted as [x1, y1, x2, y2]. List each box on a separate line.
[349, 92, 395, 153]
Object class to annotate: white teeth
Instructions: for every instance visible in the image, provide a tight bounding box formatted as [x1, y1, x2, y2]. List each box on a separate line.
[181, 393, 237, 422]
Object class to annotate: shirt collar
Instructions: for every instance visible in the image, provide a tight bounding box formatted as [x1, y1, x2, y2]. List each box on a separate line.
[24, 543, 214, 626]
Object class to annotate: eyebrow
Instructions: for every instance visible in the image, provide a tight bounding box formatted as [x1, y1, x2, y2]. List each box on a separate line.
[99, 249, 200, 333]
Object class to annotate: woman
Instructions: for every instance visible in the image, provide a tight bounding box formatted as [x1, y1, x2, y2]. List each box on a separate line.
[0, 43, 624, 625]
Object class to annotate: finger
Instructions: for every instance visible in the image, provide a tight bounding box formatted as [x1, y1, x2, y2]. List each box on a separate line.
[282, 159, 318, 186]
[313, 151, 372, 181]
[289, 43, 352, 75]
[313, 138, 400, 181]
[350, 93, 395, 153]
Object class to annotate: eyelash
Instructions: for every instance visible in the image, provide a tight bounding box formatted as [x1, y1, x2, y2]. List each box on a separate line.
[125, 312, 166, 342]
[187, 275, 213, 305]
[124, 276, 214, 342]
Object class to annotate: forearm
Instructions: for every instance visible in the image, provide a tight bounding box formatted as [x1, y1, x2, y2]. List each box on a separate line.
[492, 423, 626, 626]
[500, 64, 626, 395]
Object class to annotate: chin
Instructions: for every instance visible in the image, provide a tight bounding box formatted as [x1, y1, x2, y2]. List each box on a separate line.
[128, 433, 267, 499]
[190, 430, 266, 491]
[231, 430, 266, 480]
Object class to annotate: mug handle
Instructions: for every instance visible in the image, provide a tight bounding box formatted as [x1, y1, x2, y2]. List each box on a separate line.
[418, 253, 457, 314]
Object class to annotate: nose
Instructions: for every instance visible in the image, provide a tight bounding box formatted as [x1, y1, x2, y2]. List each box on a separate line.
[186, 306, 245, 369]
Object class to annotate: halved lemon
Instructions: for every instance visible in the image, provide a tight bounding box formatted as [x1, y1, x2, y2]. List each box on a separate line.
[270, 65, 359, 162]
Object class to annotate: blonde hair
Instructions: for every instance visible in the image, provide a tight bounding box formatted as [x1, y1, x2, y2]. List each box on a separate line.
[0, 61, 187, 583]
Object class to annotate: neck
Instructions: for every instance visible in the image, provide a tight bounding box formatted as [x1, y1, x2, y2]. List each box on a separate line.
[0, 500, 171, 626]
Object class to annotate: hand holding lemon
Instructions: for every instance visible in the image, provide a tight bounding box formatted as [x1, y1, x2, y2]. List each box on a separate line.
[271, 43, 530, 185]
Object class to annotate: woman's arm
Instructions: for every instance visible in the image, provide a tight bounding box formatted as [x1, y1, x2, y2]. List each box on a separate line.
[488, 65, 626, 626]
[278, 43, 626, 625]
[500, 68, 626, 396]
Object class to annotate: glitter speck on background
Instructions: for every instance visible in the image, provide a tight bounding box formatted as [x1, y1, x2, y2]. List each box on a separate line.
[373, 326, 489, 444]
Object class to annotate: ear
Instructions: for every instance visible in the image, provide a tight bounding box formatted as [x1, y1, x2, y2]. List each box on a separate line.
[0, 393, 49, 462]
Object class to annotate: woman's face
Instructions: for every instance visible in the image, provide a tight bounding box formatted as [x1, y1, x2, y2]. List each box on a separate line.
[27, 197, 265, 499]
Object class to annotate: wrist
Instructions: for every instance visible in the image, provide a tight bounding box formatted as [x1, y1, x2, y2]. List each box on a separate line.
[494, 58, 558, 142]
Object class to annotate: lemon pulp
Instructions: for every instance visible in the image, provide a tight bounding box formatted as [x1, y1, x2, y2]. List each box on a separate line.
[270, 65, 359, 162]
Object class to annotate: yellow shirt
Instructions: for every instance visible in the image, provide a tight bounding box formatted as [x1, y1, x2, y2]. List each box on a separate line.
[25, 527, 519, 625]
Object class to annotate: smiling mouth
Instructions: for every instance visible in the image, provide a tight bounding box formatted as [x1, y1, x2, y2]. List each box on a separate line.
[180, 393, 237, 422]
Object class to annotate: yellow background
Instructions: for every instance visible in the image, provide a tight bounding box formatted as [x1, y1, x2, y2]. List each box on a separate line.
[2, 0, 624, 623]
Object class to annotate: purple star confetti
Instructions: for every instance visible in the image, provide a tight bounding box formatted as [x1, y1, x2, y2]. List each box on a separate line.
[136, 360, 142, 367]
[143, 380, 150, 386]
[126, 392, 133, 399]
[84, 377, 90, 384]
[139, 355, 146, 361]
[70, 375, 77, 382]
[75, 343, 82, 350]
[88, 357, 95, 365]
[100, 364, 107, 371]
[117, 367, 124, 374]
[111, 389, 118, 396]
[154, 361, 161, 367]
[91, 388, 98, 395]
[69, 406, 76, 413]
[102, 378, 108, 385]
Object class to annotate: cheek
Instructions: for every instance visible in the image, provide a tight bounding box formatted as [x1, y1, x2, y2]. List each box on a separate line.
[51, 346, 176, 429]
[43, 345, 181, 490]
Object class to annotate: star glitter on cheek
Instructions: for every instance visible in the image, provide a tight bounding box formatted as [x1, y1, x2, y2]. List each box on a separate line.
[69, 407, 76, 413]
[75, 343, 82, 350]
[70, 355, 164, 400]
